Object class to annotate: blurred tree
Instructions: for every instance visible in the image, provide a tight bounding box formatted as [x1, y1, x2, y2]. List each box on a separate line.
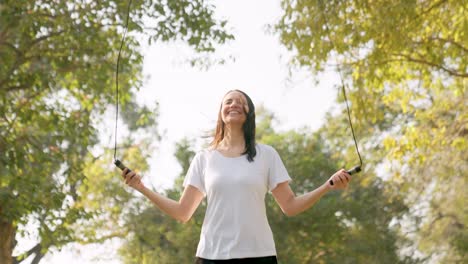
[119, 138, 204, 264]
[0, 0, 232, 263]
[275, 0, 467, 262]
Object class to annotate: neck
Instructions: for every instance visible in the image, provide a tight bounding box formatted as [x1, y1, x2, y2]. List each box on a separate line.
[220, 125, 245, 150]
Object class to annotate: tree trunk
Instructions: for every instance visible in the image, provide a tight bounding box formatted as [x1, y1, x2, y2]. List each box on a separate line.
[0, 218, 15, 264]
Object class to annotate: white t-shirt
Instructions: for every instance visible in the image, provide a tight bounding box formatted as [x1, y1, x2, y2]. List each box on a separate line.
[183, 143, 291, 259]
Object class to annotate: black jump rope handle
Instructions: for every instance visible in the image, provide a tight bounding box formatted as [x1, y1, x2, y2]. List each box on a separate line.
[114, 159, 131, 174]
[329, 165, 361, 186]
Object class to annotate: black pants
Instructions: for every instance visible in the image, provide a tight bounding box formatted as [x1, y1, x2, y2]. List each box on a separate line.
[196, 256, 277, 264]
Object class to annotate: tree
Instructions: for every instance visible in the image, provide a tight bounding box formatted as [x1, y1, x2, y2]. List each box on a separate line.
[0, 1, 232, 263]
[275, 0, 466, 262]
[118, 138, 205, 264]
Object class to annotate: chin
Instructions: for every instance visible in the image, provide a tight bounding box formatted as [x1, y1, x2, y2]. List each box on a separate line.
[224, 118, 245, 125]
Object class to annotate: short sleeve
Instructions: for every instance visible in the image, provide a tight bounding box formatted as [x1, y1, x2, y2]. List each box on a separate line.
[267, 146, 292, 191]
[183, 152, 206, 195]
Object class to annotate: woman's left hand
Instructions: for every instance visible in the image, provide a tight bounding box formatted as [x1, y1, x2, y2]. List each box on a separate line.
[327, 169, 351, 190]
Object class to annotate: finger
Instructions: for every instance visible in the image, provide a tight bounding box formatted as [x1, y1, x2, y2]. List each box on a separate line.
[129, 175, 141, 186]
[130, 174, 139, 182]
[339, 175, 345, 185]
[123, 168, 132, 178]
[125, 171, 136, 184]
[341, 175, 350, 188]
[343, 173, 349, 182]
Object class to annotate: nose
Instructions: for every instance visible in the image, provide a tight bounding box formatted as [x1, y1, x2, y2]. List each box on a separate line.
[229, 99, 242, 108]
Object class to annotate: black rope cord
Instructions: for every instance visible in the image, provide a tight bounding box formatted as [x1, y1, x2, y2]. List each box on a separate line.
[339, 69, 363, 168]
[318, 1, 363, 183]
[114, 0, 133, 172]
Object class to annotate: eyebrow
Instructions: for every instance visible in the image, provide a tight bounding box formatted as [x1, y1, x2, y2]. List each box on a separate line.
[224, 97, 245, 102]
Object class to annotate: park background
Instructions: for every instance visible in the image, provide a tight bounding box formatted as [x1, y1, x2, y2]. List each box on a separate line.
[0, 0, 466, 263]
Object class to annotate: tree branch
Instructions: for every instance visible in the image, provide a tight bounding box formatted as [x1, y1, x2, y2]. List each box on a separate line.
[75, 231, 127, 244]
[426, 212, 464, 234]
[419, 0, 449, 16]
[30, 248, 46, 264]
[0, 30, 65, 89]
[13, 243, 41, 264]
[0, 43, 24, 88]
[2, 89, 43, 135]
[30, 30, 66, 47]
[390, 53, 468, 77]
[412, 36, 468, 53]
[5, 85, 31, 92]
[429, 37, 468, 53]
[0, 41, 22, 57]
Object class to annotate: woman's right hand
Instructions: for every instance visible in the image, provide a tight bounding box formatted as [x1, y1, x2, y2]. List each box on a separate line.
[122, 168, 145, 191]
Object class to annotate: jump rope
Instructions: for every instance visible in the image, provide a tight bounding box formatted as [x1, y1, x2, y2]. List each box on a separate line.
[318, 0, 363, 184]
[113, 0, 133, 173]
[112, 0, 363, 185]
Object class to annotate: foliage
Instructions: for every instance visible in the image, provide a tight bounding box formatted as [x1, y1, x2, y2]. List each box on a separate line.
[119, 139, 204, 264]
[275, 0, 467, 262]
[0, 0, 232, 263]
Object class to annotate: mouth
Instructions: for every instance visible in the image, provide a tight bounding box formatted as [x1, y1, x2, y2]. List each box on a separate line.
[226, 108, 244, 114]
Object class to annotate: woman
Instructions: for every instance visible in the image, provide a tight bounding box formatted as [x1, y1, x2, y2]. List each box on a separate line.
[122, 90, 351, 263]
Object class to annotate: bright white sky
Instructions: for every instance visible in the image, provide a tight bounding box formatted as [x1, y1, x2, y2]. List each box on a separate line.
[23, 0, 339, 263]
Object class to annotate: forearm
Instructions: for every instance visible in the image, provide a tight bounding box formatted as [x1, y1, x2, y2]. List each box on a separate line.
[286, 183, 331, 216]
[137, 186, 188, 222]
[273, 169, 350, 217]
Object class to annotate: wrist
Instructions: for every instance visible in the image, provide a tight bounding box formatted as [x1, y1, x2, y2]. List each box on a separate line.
[135, 183, 147, 193]
[322, 181, 332, 192]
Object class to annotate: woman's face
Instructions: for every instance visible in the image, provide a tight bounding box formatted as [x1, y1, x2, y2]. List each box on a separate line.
[221, 91, 249, 125]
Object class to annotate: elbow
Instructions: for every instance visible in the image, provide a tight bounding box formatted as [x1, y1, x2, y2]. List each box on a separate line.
[284, 211, 297, 217]
[285, 212, 296, 217]
[180, 217, 191, 224]
[280, 198, 299, 217]
[282, 207, 298, 217]
[177, 212, 192, 224]
[282, 211, 291, 217]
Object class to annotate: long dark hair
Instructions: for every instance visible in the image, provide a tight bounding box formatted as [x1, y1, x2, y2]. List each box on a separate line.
[210, 90, 256, 162]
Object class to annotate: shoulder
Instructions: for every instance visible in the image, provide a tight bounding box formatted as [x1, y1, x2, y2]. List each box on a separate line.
[256, 143, 276, 152]
[256, 143, 280, 157]
[188, 149, 214, 172]
[198, 148, 212, 156]
[192, 148, 215, 162]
